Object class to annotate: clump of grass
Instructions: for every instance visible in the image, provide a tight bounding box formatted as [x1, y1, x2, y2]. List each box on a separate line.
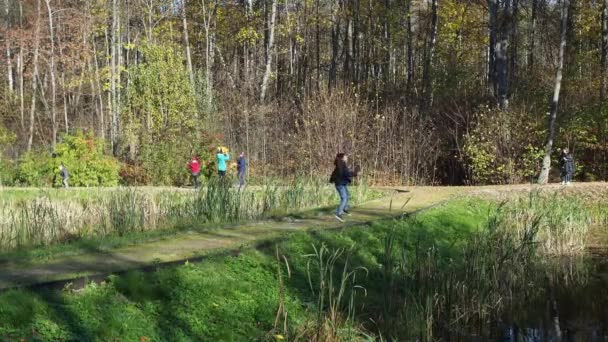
[0, 179, 380, 251]
[498, 191, 594, 255]
[298, 243, 369, 341]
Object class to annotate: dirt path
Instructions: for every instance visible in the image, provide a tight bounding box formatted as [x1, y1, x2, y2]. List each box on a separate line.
[1, 183, 605, 290]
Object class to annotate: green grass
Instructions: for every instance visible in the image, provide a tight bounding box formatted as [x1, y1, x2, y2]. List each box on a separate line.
[0, 252, 308, 341]
[0, 181, 384, 253]
[0, 199, 489, 341]
[0, 193, 603, 341]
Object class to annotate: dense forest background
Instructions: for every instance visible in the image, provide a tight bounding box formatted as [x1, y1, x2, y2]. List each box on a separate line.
[0, 0, 606, 185]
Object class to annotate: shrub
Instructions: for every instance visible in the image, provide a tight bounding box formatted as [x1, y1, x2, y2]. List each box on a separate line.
[119, 163, 151, 186]
[0, 122, 16, 186]
[16, 132, 120, 187]
[138, 132, 219, 186]
[0, 159, 16, 186]
[462, 106, 544, 184]
[122, 43, 221, 185]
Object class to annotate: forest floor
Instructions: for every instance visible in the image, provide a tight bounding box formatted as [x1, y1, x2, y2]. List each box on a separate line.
[0, 182, 605, 291]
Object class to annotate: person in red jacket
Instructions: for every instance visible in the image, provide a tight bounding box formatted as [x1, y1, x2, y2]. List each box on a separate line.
[187, 156, 201, 189]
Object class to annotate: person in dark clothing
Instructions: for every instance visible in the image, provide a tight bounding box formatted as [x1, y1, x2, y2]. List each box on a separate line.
[330, 153, 359, 222]
[59, 163, 69, 188]
[237, 152, 247, 189]
[187, 156, 201, 189]
[559, 148, 574, 185]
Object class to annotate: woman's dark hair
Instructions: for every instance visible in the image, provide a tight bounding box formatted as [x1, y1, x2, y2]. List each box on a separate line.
[334, 153, 346, 166]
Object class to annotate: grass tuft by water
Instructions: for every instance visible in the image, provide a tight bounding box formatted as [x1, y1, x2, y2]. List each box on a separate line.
[0, 180, 382, 252]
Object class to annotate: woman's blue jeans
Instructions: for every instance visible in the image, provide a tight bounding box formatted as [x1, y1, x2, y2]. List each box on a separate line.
[336, 184, 349, 216]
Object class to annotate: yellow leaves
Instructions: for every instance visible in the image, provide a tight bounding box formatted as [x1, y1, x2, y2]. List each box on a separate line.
[295, 34, 305, 45]
[274, 334, 285, 340]
[237, 26, 260, 45]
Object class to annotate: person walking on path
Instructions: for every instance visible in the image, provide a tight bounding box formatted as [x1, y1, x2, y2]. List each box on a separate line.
[237, 152, 247, 189]
[560, 148, 575, 185]
[187, 156, 201, 189]
[216, 148, 230, 179]
[329, 153, 359, 222]
[59, 163, 69, 188]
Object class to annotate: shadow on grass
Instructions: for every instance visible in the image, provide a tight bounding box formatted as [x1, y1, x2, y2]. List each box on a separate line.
[4, 199, 608, 340]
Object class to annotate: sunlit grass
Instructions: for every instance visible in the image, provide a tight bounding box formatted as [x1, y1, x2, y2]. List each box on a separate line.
[0, 180, 382, 251]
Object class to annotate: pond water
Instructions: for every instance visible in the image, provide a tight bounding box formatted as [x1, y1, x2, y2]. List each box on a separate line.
[499, 250, 608, 342]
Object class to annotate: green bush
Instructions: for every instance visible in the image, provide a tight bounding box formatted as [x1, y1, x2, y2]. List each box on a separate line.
[122, 43, 220, 185]
[0, 122, 16, 186]
[462, 106, 544, 184]
[0, 159, 16, 186]
[16, 132, 120, 187]
[139, 137, 212, 186]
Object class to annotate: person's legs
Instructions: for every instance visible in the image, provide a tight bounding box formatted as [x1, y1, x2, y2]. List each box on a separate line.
[344, 187, 351, 213]
[192, 173, 200, 189]
[567, 172, 572, 184]
[62, 177, 69, 188]
[238, 171, 245, 188]
[336, 184, 348, 216]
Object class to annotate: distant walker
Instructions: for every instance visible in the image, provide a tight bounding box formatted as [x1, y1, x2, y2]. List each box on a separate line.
[237, 152, 247, 189]
[187, 156, 201, 189]
[59, 163, 69, 188]
[216, 148, 230, 179]
[560, 148, 574, 185]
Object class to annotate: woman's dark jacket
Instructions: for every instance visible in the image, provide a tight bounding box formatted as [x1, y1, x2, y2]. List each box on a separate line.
[330, 160, 355, 186]
[560, 154, 575, 174]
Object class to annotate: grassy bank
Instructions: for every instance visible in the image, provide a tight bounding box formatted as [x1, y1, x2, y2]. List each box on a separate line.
[1, 191, 606, 341]
[0, 180, 381, 253]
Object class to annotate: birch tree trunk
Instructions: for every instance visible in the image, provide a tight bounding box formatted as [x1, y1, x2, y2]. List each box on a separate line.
[4, 0, 13, 93]
[510, 0, 518, 82]
[329, 0, 340, 90]
[529, 0, 537, 70]
[315, 0, 320, 91]
[260, 0, 277, 102]
[421, 0, 438, 113]
[538, 0, 569, 184]
[18, 1, 24, 130]
[601, 0, 608, 179]
[181, 0, 196, 94]
[601, 0, 608, 102]
[488, 0, 497, 94]
[405, 0, 413, 93]
[201, 0, 217, 113]
[496, 0, 510, 110]
[110, 0, 120, 153]
[44, 0, 58, 148]
[28, 0, 42, 151]
[344, 13, 353, 82]
[384, 0, 392, 82]
[59, 21, 70, 134]
[92, 37, 105, 139]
